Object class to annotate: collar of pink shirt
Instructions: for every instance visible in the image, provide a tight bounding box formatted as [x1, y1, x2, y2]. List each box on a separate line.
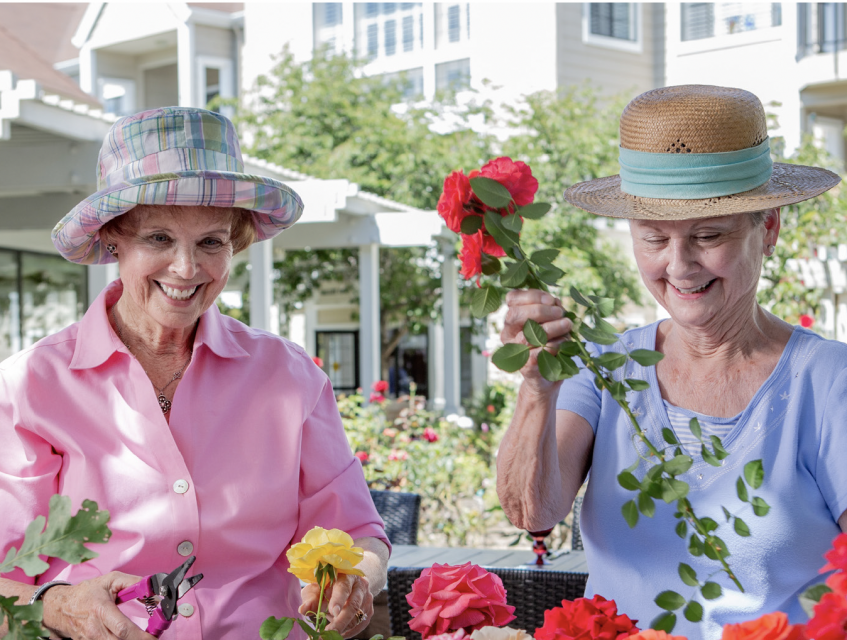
[69, 280, 250, 370]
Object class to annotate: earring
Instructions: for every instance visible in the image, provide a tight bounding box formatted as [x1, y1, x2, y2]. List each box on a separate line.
[106, 244, 117, 256]
[765, 244, 775, 256]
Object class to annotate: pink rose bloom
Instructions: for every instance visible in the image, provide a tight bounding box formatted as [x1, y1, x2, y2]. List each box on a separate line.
[430, 631, 469, 640]
[373, 380, 389, 393]
[383, 428, 398, 438]
[800, 314, 815, 328]
[311, 356, 324, 368]
[388, 449, 408, 461]
[354, 451, 369, 464]
[406, 562, 516, 638]
[370, 392, 386, 403]
[423, 427, 439, 443]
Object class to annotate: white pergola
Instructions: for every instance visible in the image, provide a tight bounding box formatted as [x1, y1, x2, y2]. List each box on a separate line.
[0, 75, 463, 412]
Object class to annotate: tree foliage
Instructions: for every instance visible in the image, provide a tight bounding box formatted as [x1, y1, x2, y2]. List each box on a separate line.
[232, 49, 647, 372]
[760, 133, 847, 325]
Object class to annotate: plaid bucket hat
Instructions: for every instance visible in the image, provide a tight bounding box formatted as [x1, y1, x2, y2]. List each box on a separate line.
[564, 85, 841, 220]
[52, 106, 304, 264]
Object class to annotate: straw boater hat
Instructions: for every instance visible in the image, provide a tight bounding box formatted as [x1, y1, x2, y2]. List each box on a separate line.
[564, 84, 841, 220]
[52, 106, 304, 265]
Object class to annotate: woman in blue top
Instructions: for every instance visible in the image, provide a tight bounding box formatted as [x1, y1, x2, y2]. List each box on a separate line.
[496, 85, 847, 640]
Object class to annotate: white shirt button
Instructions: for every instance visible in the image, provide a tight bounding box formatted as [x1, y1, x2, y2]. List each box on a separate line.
[173, 479, 190, 494]
[177, 541, 194, 556]
[178, 603, 195, 617]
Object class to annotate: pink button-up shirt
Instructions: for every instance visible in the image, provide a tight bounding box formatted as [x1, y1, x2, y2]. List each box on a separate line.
[0, 280, 388, 639]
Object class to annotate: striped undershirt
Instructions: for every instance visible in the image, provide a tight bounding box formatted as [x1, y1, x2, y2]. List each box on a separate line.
[663, 400, 740, 454]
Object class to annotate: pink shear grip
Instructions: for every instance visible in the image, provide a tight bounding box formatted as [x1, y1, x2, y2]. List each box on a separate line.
[146, 608, 172, 638]
[116, 576, 154, 604]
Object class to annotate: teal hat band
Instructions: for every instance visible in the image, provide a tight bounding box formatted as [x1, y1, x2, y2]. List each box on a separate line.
[619, 138, 772, 199]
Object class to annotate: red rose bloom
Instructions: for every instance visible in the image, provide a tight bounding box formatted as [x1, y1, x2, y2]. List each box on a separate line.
[800, 314, 815, 328]
[721, 612, 806, 640]
[807, 591, 847, 640]
[475, 157, 538, 207]
[354, 451, 369, 463]
[372, 380, 389, 393]
[438, 170, 475, 234]
[311, 356, 324, 368]
[535, 595, 638, 640]
[406, 563, 516, 638]
[460, 231, 485, 281]
[423, 427, 439, 443]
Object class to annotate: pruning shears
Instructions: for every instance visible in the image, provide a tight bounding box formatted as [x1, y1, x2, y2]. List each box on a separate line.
[115, 556, 203, 638]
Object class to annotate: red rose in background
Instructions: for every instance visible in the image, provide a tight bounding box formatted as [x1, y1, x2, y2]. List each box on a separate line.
[312, 356, 324, 368]
[438, 170, 475, 234]
[423, 427, 439, 443]
[474, 157, 538, 207]
[808, 591, 847, 640]
[372, 380, 389, 393]
[721, 612, 806, 640]
[534, 595, 638, 640]
[406, 563, 516, 638]
[823, 533, 847, 595]
[354, 451, 369, 463]
[369, 392, 386, 403]
[800, 314, 815, 328]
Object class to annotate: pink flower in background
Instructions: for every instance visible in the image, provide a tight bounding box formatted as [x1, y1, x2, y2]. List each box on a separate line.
[800, 314, 815, 328]
[354, 451, 369, 464]
[481, 350, 491, 358]
[383, 428, 398, 438]
[311, 356, 324, 368]
[406, 562, 516, 638]
[423, 427, 439, 443]
[372, 380, 389, 393]
[388, 449, 408, 461]
[481, 423, 490, 433]
[370, 392, 386, 403]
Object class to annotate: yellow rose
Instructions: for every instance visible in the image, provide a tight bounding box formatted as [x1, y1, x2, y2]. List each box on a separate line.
[286, 527, 365, 583]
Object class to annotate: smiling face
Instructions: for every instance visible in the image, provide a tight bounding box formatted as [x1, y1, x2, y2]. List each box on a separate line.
[102, 205, 237, 334]
[629, 210, 780, 332]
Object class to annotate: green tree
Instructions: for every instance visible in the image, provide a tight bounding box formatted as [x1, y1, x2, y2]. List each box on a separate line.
[232, 50, 648, 373]
[760, 133, 847, 325]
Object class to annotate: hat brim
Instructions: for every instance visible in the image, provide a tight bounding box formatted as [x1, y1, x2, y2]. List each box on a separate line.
[52, 170, 304, 265]
[563, 162, 841, 220]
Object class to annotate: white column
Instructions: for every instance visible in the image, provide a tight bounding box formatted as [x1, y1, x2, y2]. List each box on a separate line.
[79, 44, 97, 97]
[440, 239, 461, 414]
[427, 322, 445, 410]
[249, 240, 273, 331]
[470, 319, 488, 398]
[87, 263, 119, 307]
[358, 243, 381, 395]
[177, 22, 197, 107]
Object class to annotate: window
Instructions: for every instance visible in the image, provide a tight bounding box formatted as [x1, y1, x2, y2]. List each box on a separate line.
[798, 3, 847, 56]
[196, 57, 234, 114]
[590, 3, 637, 40]
[385, 19, 397, 55]
[435, 3, 470, 48]
[403, 15, 414, 51]
[681, 3, 782, 42]
[435, 58, 470, 92]
[316, 331, 359, 394]
[314, 3, 344, 53]
[382, 67, 424, 99]
[356, 3, 424, 59]
[98, 78, 136, 116]
[0, 249, 86, 361]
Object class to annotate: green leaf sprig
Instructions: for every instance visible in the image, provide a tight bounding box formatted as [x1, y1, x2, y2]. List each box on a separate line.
[0, 495, 111, 640]
[464, 175, 770, 632]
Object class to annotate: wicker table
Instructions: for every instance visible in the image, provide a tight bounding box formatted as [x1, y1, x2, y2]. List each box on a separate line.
[357, 546, 589, 639]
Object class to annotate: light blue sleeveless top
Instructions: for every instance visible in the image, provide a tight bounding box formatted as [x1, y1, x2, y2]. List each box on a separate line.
[557, 322, 847, 640]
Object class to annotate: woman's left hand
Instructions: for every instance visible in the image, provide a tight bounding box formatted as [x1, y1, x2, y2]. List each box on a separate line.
[298, 573, 374, 638]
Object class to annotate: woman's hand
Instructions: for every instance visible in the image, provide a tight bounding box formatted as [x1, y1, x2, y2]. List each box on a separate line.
[298, 573, 374, 638]
[41, 572, 156, 640]
[501, 289, 572, 392]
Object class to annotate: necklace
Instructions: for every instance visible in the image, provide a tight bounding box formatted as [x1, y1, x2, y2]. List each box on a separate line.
[111, 307, 193, 414]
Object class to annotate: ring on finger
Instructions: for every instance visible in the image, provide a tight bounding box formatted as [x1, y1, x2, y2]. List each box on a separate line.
[355, 609, 367, 624]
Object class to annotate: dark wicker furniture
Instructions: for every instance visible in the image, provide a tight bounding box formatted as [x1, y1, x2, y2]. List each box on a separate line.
[387, 565, 588, 639]
[369, 489, 421, 546]
[571, 495, 584, 551]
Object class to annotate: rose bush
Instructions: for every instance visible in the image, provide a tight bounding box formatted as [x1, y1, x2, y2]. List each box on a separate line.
[534, 595, 639, 640]
[406, 562, 516, 638]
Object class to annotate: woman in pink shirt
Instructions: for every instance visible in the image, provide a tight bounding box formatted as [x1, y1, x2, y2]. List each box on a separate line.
[0, 107, 390, 640]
